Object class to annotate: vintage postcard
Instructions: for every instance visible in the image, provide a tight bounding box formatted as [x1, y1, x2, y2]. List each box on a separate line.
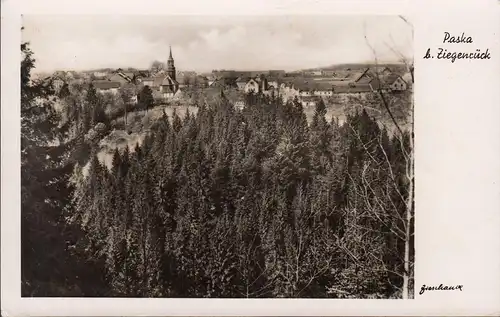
[1, 0, 499, 316]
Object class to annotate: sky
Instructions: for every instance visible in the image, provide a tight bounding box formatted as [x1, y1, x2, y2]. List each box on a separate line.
[22, 15, 413, 73]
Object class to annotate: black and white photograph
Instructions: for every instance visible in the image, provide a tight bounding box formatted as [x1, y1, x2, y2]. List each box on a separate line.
[20, 14, 414, 299]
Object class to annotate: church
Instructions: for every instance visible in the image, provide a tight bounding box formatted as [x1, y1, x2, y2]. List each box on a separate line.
[159, 46, 180, 98]
[141, 46, 180, 99]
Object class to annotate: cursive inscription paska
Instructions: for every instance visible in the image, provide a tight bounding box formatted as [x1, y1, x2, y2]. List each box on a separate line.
[423, 32, 491, 63]
[443, 32, 473, 44]
[419, 284, 463, 295]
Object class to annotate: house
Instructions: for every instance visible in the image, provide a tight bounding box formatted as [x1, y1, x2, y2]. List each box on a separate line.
[267, 78, 280, 89]
[234, 100, 246, 110]
[236, 77, 251, 90]
[293, 81, 315, 96]
[93, 80, 121, 95]
[209, 78, 224, 88]
[321, 70, 336, 77]
[159, 75, 180, 98]
[402, 71, 413, 86]
[332, 83, 375, 102]
[312, 83, 334, 97]
[107, 73, 130, 86]
[371, 66, 393, 77]
[210, 77, 237, 89]
[300, 96, 321, 107]
[117, 71, 135, 82]
[304, 70, 322, 77]
[385, 74, 407, 91]
[207, 75, 218, 87]
[245, 78, 260, 93]
[93, 71, 108, 78]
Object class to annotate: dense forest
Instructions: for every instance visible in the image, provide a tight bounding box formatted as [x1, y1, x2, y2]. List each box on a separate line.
[21, 42, 414, 298]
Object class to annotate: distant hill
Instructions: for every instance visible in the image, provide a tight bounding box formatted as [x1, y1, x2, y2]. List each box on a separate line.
[300, 62, 407, 72]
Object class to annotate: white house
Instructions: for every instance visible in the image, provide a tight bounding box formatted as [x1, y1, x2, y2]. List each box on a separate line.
[234, 100, 245, 110]
[93, 71, 108, 78]
[313, 90, 333, 97]
[385, 74, 408, 91]
[244, 79, 260, 93]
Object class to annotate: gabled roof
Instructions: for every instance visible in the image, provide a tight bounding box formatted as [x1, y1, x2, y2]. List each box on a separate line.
[153, 76, 166, 87]
[107, 73, 129, 83]
[333, 83, 374, 93]
[354, 68, 372, 82]
[293, 80, 333, 92]
[161, 75, 179, 86]
[383, 74, 405, 85]
[122, 72, 135, 79]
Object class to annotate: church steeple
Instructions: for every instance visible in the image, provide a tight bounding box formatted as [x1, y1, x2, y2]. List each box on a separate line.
[167, 45, 176, 81]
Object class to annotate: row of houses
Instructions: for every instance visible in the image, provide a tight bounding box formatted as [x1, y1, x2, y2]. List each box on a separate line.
[216, 66, 410, 108]
[46, 60, 411, 109]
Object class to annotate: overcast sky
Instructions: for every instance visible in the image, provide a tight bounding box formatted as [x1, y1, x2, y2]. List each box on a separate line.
[22, 15, 413, 73]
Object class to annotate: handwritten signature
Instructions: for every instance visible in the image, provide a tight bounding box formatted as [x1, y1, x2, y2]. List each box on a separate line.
[419, 284, 463, 295]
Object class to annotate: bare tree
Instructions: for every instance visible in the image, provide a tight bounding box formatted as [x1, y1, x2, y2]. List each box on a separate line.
[150, 60, 166, 75]
[359, 16, 414, 299]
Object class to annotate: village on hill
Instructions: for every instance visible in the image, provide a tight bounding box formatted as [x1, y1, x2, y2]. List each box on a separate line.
[43, 46, 412, 111]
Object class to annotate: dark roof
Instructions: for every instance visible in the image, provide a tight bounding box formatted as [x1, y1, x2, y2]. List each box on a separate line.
[93, 80, 121, 89]
[333, 84, 374, 93]
[292, 80, 333, 92]
[236, 76, 252, 83]
[383, 74, 404, 85]
[117, 71, 134, 79]
[161, 75, 179, 86]
[300, 96, 321, 102]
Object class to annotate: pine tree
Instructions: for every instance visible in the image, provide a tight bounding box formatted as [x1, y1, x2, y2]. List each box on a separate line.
[138, 85, 154, 113]
[21, 41, 108, 296]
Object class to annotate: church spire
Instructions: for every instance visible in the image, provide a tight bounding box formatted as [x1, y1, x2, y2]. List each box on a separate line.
[167, 45, 176, 81]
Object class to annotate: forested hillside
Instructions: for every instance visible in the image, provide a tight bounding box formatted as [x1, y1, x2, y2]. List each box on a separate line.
[21, 42, 414, 299]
